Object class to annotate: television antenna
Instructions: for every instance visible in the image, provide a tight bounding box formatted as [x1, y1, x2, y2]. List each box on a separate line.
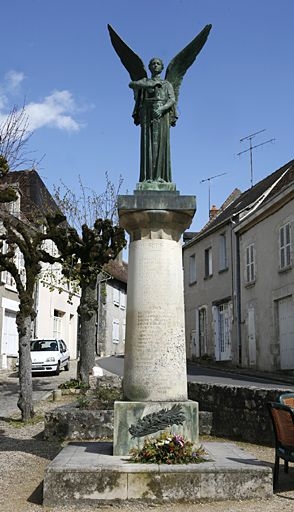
[200, 172, 227, 216]
[237, 129, 275, 187]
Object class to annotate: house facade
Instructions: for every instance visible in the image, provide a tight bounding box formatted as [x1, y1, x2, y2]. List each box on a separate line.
[96, 258, 127, 357]
[183, 190, 241, 364]
[183, 160, 294, 374]
[236, 170, 294, 371]
[0, 170, 80, 370]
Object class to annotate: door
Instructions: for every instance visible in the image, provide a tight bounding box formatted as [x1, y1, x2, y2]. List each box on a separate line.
[279, 296, 294, 370]
[199, 307, 207, 356]
[247, 306, 256, 366]
[190, 308, 199, 359]
[191, 307, 207, 359]
[213, 302, 232, 361]
[3, 310, 18, 356]
[190, 329, 198, 358]
[59, 339, 70, 367]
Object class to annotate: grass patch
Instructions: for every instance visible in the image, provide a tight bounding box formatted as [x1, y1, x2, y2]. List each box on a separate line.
[76, 386, 123, 410]
[7, 413, 44, 428]
[58, 378, 89, 390]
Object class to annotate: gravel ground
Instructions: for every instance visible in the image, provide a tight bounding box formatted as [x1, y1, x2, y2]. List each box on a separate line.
[1, 397, 294, 512]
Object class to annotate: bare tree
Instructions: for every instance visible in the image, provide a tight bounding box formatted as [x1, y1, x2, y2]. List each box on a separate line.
[53, 174, 126, 385]
[0, 104, 55, 420]
[54, 172, 122, 228]
[0, 104, 39, 170]
[0, 206, 69, 420]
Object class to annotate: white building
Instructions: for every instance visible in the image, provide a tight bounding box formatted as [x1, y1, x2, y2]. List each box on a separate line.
[0, 170, 80, 370]
[96, 258, 127, 357]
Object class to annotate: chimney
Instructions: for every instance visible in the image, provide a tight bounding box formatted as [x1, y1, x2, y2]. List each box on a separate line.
[209, 204, 219, 220]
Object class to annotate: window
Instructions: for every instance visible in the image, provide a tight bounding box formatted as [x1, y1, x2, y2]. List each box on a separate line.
[245, 243, 256, 284]
[189, 254, 197, 284]
[122, 320, 126, 344]
[1, 270, 15, 288]
[0, 242, 25, 289]
[204, 247, 212, 278]
[113, 287, 120, 306]
[60, 340, 67, 352]
[53, 310, 64, 339]
[279, 223, 291, 270]
[1, 190, 21, 216]
[219, 233, 228, 271]
[112, 319, 119, 344]
[120, 290, 126, 309]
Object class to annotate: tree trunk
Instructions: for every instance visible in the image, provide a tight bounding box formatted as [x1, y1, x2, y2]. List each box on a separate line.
[17, 315, 34, 420]
[77, 280, 97, 386]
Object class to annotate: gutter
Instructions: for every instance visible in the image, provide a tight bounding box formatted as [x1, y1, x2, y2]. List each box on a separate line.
[234, 166, 291, 224]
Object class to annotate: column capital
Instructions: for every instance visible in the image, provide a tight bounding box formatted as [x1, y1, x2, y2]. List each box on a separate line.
[118, 191, 196, 242]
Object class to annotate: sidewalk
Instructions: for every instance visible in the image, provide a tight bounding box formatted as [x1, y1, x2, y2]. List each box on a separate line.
[188, 359, 294, 386]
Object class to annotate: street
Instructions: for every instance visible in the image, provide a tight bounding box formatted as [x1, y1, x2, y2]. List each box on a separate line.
[98, 355, 294, 389]
[1, 355, 294, 419]
[0, 360, 77, 417]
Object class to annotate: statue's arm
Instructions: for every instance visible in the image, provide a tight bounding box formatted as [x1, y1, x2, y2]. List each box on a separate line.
[162, 81, 176, 112]
[153, 82, 176, 119]
[129, 78, 160, 91]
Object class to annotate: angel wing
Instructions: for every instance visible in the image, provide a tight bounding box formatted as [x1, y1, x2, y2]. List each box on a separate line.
[107, 24, 147, 81]
[165, 24, 212, 108]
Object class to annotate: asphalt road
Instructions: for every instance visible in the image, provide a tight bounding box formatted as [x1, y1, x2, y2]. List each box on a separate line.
[98, 355, 294, 390]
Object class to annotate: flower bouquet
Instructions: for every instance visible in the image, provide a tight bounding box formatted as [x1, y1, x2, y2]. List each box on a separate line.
[129, 431, 207, 465]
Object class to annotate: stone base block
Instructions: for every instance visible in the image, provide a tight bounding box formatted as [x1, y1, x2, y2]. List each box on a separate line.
[113, 400, 198, 456]
[43, 441, 272, 506]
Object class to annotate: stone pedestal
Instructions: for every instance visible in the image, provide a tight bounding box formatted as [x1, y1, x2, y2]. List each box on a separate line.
[113, 400, 199, 456]
[114, 189, 196, 455]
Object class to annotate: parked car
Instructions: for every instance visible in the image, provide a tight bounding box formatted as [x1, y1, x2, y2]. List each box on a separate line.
[17, 339, 70, 375]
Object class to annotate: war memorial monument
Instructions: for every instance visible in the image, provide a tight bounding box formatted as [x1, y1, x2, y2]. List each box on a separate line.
[107, 22, 212, 455]
[43, 24, 273, 506]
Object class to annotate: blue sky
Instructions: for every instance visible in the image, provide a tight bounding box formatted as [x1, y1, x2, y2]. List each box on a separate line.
[1, 0, 293, 231]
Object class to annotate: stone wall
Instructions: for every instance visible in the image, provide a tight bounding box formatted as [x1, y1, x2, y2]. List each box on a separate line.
[44, 406, 114, 441]
[44, 381, 291, 445]
[188, 381, 291, 445]
[44, 405, 211, 442]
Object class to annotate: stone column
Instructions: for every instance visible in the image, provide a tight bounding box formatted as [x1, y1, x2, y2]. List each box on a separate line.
[113, 189, 198, 455]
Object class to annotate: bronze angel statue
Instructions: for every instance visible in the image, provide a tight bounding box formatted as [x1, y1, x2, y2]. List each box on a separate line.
[108, 24, 212, 184]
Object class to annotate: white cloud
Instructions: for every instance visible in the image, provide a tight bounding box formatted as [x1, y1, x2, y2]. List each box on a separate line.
[0, 95, 7, 110]
[0, 69, 25, 109]
[0, 77, 82, 133]
[25, 90, 81, 132]
[5, 70, 25, 91]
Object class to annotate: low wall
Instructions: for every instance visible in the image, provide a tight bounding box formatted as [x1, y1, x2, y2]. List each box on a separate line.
[44, 382, 292, 445]
[44, 406, 114, 441]
[44, 405, 212, 441]
[188, 381, 292, 445]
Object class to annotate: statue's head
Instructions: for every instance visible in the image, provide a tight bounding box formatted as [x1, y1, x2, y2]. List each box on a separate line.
[148, 58, 164, 74]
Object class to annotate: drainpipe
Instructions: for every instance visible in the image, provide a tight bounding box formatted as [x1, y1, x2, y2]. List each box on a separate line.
[230, 219, 242, 366]
[235, 230, 242, 365]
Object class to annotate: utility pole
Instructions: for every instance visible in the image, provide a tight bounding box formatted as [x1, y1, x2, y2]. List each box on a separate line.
[237, 129, 275, 187]
[200, 172, 227, 217]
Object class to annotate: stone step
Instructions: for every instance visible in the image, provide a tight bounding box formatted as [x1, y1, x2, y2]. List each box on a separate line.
[43, 441, 272, 506]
